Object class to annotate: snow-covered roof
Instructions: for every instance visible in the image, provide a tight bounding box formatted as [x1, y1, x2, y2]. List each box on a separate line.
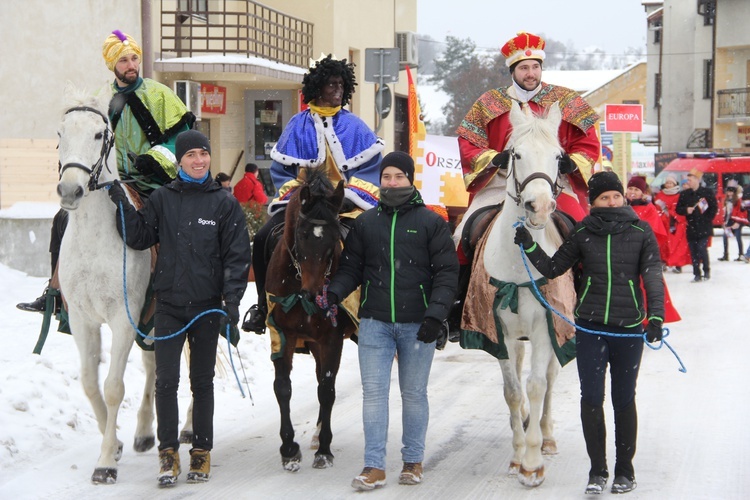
[543, 69, 627, 94]
[154, 54, 307, 82]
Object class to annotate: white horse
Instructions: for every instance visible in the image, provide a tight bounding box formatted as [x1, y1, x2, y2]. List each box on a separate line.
[57, 85, 157, 484]
[482, 101, 568, 487]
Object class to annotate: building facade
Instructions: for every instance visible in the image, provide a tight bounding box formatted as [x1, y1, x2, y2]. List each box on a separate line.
[644, 0, 750, 153]
[0, 0, 418, 209]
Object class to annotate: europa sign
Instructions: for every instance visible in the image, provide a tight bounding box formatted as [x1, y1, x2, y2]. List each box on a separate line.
[604, 104, 643, 133]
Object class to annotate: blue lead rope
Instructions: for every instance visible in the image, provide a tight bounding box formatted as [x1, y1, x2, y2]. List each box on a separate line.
[116, 198, 249, 397]
[512, 219, 686, 373]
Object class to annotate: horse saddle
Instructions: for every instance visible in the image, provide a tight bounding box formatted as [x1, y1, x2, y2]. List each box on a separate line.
[460, 203, 504, 263]
[460, 203, 576, 265]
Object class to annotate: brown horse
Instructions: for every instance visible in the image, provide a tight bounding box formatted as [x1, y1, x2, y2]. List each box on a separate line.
[265, 169, 358, 471]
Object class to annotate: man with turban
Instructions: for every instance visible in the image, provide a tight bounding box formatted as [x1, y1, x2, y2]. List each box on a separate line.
[17, 30, 195, 314]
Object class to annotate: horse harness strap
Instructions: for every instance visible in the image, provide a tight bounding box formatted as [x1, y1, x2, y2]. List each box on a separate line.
[505, 148, 562, 206]
[60, 106, 115, 192]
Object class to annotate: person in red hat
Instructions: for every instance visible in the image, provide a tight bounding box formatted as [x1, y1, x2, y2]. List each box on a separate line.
[448, 31, 601, 335]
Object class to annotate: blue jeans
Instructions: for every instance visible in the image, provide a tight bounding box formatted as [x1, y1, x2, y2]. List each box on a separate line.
[358, 318, 436, 469]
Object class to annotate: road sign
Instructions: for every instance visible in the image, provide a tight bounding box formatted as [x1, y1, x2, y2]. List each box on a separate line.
[364, 48, 400, 83]
[604, 104, 643, 133]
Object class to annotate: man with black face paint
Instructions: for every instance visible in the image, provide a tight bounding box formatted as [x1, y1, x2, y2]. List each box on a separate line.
[447, 31, 601, 337]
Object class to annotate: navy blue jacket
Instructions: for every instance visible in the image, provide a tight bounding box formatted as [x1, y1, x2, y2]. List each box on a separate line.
[116, 176, 251, 307]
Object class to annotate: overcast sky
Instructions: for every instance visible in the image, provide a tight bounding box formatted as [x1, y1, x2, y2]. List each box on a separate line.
[417, 0, 649, 56]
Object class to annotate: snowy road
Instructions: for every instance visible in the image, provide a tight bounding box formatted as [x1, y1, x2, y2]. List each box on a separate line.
[1, 260, 749, 499]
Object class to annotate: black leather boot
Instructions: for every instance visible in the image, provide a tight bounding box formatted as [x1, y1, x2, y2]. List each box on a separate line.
[581, 400, 608, 479]
[613, 401, 637, 482]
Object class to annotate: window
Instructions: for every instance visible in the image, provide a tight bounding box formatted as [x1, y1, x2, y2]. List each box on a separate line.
[178, 0, 207, 21]
[698, 0, 715, 26]
[703, 59, 713, 99]
[652, 20, 662, 44]
[654, 73, 662, 109]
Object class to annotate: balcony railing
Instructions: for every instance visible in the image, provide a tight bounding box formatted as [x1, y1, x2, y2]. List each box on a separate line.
[717, 87, 750, 118]
[160, 0, 313, 69]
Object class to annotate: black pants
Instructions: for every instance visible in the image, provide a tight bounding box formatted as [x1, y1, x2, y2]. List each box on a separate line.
[251, 210, 286, 308]
[688, 236, 710, 277]
[49, 209, 69, 273]
[576, 326, 643, 480]
[154, 301, 221, 451]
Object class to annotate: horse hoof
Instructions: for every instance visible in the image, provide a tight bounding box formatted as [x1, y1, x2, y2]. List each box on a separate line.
[133, 435, 155, 452]
[508, 461, 521, 476]
[518, 464, 545, 487]
[114, 441, 124, 462]
[282, 450, 302, 472]
[542, 438, 558, 455]
[91, 467, 117, 484]
[312, 454, 334, 469]
[179, 430, 193, 444]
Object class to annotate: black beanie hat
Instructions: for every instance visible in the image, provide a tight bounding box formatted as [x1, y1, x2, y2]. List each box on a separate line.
[380, 151, 415, 185]
[175, 130, 211, 163]
[588, 171, 624, 203]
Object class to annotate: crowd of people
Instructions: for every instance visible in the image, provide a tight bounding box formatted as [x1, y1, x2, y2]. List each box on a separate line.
[19, 28, 732, 495]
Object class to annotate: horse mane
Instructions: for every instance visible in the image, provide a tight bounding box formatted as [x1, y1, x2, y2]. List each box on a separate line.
[61, 83, 111, 117]
[508, 109, 562, 152]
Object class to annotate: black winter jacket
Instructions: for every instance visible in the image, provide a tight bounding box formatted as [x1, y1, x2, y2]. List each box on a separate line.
[116, 176, 252, 307]
[328, 190, 459, 324]
[525, 206, 664, 329]
[675, 186, 718, 240]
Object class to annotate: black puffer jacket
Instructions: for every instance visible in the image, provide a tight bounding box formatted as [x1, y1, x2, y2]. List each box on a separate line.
[116, 176, 252, 308]
[328, 190, 459, 324]
[525, 206, 664, 329]
[675, 186, 718, 240]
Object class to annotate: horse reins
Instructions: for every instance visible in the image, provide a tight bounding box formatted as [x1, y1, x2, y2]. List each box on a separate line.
[285, 210, 336, 281]
[59, 106, 114, 192]
[505, 147, 563, 206]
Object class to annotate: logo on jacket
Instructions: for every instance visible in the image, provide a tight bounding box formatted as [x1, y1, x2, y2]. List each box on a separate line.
[198, 218, 216, 226]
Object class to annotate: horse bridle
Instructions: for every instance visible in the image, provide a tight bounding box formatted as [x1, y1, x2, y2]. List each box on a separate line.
[505, 147, 563, 206]
[285, 210, 336, 281]
[59, 106, 114, 192]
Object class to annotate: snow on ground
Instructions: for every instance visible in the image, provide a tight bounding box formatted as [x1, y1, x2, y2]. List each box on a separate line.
[1, 247, 749, 499]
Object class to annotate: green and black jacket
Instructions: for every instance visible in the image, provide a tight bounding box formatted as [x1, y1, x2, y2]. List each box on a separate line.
[524, 205, 664, 329]
[328, 190, 459, 324]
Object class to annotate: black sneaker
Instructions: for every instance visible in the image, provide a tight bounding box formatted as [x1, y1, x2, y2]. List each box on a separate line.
[691, 275, 703, 283]
[585, 474, 607, 495]
[241, 304, 267, 334]
[16, 294, 47, 313]
[703, 271, 710, 281]
[611, 475, 637, 494]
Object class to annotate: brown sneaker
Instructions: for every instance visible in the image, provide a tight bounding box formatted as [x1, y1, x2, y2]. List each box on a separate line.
[186, 448, 211, 483]
[351, 467, 386, 490]
[157, 448, 181, 488]
[399, 462, 423, 485]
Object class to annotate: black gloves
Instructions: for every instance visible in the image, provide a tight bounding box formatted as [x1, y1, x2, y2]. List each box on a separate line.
[131, 152, 173, 183]
[558, 154, 577, 175]
[221, 303, 241, 347]
[646, 319, 663, 343]
[491, 150, 511, 169]
[107, 180, 129, 207]
[416, 317, 443, 344]
[514, 225, 534, 249]
[223, 303, 240, 326]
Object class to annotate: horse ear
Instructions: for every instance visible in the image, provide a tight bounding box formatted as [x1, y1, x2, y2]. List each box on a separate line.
[547, 101, 562, 130]
[509, 100, 525, 127]
[299, 184, 311, 205]
[332, 180, 345, 209]
[94, 84, 114, 114]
